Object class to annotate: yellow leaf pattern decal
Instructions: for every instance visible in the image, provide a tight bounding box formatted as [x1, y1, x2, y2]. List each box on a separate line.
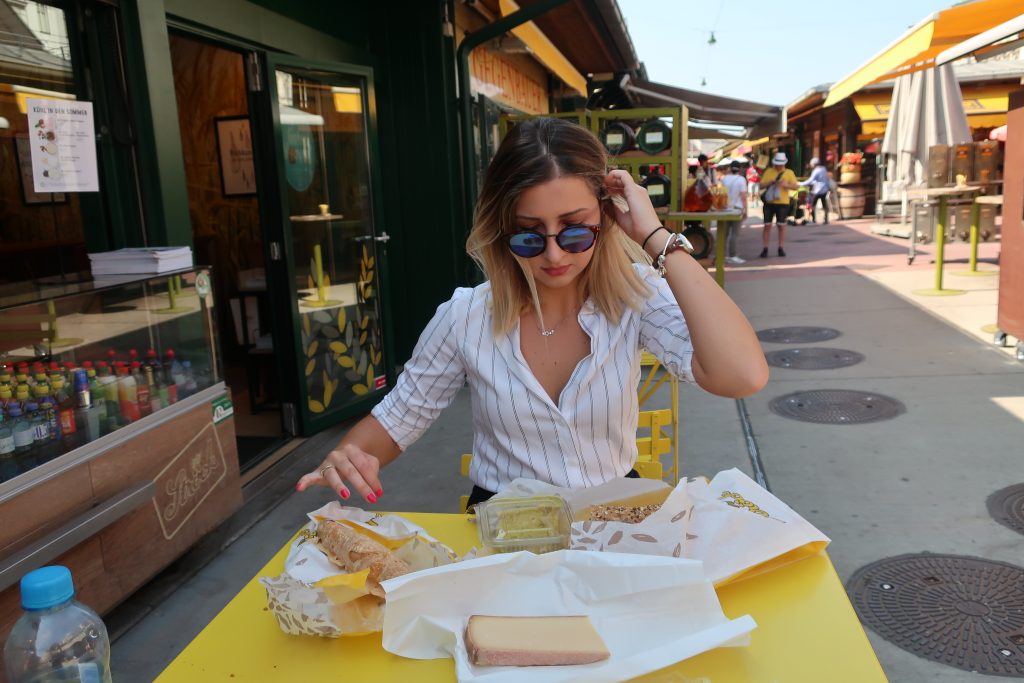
[302, 314, 310, 337]
[306, 340, 318, 357]
[337, 355, 355, 368]
[324, 380, 335, 407]
[304, 359, 315, 376]
[337, 307, 346, 331]
[309, 399, 325, 413]
[352, 384, 368, 396]
[329, 341, 348, 354]
[360, 315, 369, 330]
[359, 331, 367, 345]
[366, 366, 374, 387]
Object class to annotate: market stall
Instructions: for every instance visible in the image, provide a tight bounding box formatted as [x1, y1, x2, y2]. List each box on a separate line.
[0, 268, 242, 643]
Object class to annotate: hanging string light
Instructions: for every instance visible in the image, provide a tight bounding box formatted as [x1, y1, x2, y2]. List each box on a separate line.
[708, 32, 717, 45]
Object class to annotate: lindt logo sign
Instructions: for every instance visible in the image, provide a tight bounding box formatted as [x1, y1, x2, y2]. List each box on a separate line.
[152, 421, 227, 540]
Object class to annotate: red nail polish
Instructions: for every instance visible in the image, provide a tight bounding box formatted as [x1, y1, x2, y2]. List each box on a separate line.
[367, 493, 377, 504]
[375, 488, 383, 498]
[296, 483, 302, 492]
[340, 489, 350, 499]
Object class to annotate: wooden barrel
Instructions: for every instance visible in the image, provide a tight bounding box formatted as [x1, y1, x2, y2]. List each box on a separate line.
[837, 186, 865, 219]
[682, 225, 714, 260]
[636, 118, 672, 154]
[601, 121, 635, 155]
[839, 172, 861, 184]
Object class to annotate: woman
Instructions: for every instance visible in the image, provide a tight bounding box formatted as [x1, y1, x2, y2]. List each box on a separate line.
[296, 118, 768, 505]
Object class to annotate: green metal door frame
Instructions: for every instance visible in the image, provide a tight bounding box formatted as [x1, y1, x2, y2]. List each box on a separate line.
[456, 0, 570, 228]
[118, 0, 192, 248]
[259, 52, 394, 435]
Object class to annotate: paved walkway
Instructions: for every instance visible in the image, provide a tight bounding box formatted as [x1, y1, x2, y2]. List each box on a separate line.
[110, 214, 1024, 682]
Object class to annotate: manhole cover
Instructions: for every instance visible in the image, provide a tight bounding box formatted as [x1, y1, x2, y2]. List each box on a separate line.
[988, 485, 1024, 536]
[769, 390, 904, 424]
[848, 554, 1024, 676]
[756, 326, 841, 344]
[764, 347, 864, 370]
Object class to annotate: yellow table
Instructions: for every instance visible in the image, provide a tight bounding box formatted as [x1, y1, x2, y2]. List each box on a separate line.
[904, 186, 982, 296]
[157, 513, 887, 682]
[952, 194, 1002, 277]
[666, 210, 744, 287]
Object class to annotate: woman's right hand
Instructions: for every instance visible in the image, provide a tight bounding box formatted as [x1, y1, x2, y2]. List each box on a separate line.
[296, 443, 384, 504]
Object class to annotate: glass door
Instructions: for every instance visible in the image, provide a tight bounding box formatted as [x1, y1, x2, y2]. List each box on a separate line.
[263, 55, 391, 434]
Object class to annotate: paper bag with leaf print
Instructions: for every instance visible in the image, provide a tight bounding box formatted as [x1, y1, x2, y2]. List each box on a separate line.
[569, 468, 830, 586]
[260, 502, 457, 638]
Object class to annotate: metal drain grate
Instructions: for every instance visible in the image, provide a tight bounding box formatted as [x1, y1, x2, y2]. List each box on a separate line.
[756, 326, 841, 344]
[769, 390, 904, 424]
[848, 554, 1024, 676]
[764, 347, 864, 370]
[988, 485, 1024, 537]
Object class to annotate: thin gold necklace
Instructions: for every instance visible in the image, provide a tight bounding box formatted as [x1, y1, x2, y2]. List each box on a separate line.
[538, 305, 580, 337]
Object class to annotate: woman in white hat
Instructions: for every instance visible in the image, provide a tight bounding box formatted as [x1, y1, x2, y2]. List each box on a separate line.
[758, 152, 798, 257]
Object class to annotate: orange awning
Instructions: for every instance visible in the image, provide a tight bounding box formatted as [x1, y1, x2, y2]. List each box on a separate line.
[824, 0, 1023, 107]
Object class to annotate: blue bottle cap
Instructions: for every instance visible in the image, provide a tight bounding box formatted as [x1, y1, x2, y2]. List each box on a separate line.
[8, 405, 21, 417]
[24, 402, 38, 412]
[20, 565, 74, 610]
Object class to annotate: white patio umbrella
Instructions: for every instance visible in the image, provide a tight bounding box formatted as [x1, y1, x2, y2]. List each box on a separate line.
[880, 64, 972, 216]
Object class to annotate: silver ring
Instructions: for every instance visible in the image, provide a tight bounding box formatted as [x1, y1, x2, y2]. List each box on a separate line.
[319, 464, 336, 477]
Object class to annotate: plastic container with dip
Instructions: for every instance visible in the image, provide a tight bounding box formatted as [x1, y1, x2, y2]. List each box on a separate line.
[475, 495, 573, 555]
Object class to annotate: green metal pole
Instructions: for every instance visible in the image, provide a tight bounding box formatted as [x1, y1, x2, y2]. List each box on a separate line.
[968, 200, 980, 273]
[934, 196, 946, 291]
[456, 0, 571, 227]
[714, 219, 726, 288]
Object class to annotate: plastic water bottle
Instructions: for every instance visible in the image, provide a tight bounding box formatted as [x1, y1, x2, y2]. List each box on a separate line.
[4, 566, 112, 682]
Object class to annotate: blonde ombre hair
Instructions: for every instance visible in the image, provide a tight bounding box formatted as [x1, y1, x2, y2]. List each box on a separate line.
[466, 118, 651, 337]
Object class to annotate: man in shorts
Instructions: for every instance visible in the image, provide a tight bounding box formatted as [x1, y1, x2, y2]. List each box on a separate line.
[759, 152, 798, 257]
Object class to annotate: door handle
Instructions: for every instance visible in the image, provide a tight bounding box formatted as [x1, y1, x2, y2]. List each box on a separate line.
[374, 232, 390, 243]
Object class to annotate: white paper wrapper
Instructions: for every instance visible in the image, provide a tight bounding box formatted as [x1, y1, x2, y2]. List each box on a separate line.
[567, 468, 831, 585]
[260, 502, 457, 637]
[381, 550, 756, 683]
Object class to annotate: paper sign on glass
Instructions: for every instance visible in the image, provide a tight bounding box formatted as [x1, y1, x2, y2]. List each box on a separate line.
[25, 97, 99, 193]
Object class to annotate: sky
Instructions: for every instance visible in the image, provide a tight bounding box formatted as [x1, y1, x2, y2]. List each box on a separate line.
[617, 0, 960, 107]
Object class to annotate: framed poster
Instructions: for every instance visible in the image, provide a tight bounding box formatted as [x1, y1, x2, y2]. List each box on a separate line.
[214, 116, 256, 196]
[13, 137, 67, 205]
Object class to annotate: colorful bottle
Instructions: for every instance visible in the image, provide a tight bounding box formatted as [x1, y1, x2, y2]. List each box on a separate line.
[164, 350, 183, 403]
[50, 378, 75, 437]
[4, 566, 112, 683]
[132, 362, 151, 418]
[181, 360, 198, 396]
[85, 366, 107, 430]
[0, 412, 14, 456]
[39, 396, 60, 441]
[96, 363, 119, 432]
[25, 402, 49, 447]
[14, 383, 30, 411]
[116, 365, 140, 424]
[8, 405, 34, 453]
[73, 370, 102, 442]
[144, 367, 163, 413]
[0, 386, 12, 410]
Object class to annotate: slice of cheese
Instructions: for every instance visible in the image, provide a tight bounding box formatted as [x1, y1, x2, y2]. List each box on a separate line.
[465, 615, 610, 667]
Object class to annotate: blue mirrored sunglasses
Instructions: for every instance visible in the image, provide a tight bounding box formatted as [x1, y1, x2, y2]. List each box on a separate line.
[506, 224, 601, 258]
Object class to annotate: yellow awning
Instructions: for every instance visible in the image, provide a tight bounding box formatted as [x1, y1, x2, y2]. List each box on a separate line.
[823, 0, 1024, 107]
[499, 0, 588, 97]
[851, 93, 892, 122]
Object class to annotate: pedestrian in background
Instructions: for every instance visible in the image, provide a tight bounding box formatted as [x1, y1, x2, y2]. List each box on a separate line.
[759, 152, 797, 258]
[722, 161, 748, 264]
[746, 161, 760, 205]
[798, 157, 831, 224]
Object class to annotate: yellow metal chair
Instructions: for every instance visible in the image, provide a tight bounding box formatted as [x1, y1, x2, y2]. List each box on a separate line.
[637, 351, 680, 483]
[459, 453, 473, 513]
[635, 408, 673, 481]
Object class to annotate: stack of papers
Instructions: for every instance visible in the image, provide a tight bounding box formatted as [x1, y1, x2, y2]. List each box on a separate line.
[88, 247, 193, 275]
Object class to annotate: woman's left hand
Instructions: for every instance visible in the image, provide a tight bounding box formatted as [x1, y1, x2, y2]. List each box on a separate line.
[603, 170, 662, 245]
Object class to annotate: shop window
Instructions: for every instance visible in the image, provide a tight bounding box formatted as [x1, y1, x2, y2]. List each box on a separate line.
[0, 1, 86, 285]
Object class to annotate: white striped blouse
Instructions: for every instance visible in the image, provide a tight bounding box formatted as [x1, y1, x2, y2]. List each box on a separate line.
[371, 264, 695, 492]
